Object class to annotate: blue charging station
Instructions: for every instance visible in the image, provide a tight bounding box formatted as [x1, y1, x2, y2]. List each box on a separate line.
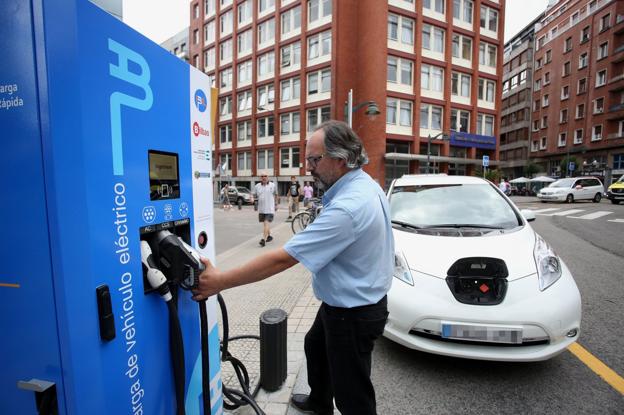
[0, 0, 223, 413]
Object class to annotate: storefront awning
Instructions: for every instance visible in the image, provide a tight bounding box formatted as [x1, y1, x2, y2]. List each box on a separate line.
[385, 152, 499, 166]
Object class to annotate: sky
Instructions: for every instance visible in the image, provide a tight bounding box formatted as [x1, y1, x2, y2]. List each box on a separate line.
[123, 0, 551, 46]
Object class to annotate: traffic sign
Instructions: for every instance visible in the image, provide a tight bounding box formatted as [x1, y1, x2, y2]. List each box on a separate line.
[569, 161, 575, 172]
[482, 155, 490, 167]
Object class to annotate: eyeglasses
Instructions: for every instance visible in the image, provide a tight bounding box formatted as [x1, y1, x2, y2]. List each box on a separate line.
[305, 153, 325, 168]
[260, 175, 268, 178]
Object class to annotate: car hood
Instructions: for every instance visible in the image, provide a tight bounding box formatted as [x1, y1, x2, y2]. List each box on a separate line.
[393, 226, 538, 281]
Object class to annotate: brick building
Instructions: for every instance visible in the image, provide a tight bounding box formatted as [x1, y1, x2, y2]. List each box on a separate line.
[530, 0, 624, 183]
[189, 0, 505, 191]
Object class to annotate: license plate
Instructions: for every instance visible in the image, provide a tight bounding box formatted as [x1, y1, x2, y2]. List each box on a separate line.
[441, 322, 522, 344]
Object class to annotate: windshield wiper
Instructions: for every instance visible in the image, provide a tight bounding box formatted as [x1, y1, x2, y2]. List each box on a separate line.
[421, 223, 504, 229]
[391, 220, 422, 230]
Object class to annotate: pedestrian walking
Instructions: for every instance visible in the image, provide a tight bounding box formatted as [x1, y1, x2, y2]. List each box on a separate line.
[287, 175, 301, 220]
[303, 181, 314, 207]
[252, 174, 278, 247]
[220, 183, 232, 211]
[192, 120, 394, 415]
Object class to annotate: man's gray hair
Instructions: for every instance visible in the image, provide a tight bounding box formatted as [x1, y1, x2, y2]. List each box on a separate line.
[314, 120, 368, 169]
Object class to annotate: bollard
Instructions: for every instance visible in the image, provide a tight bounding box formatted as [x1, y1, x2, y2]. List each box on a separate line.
[259, 308, 287, 391]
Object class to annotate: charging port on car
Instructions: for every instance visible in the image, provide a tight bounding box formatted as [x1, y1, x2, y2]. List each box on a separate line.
[445, 257, 509, 305]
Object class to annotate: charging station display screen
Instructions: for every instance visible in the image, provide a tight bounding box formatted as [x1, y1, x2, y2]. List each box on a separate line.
[149, 150, 180, 200]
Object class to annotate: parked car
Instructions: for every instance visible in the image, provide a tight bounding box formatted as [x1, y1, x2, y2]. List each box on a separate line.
[537, 177, 604, 203]
[606, 174, 624, 205]
[227, 186, 254, 206]
[384, 174, 582, 362]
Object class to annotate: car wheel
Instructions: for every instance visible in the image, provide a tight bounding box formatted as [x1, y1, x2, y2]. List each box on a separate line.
[541, 200, 547, 203]
[566, 194, 574, 203]
[237, 198, 243, 208]
[592, 193, 602, 203]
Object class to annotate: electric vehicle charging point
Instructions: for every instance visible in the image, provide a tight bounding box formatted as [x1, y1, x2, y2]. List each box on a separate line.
[1, 1, 223, 413]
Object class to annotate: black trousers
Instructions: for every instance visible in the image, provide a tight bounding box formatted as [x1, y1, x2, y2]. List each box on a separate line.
[305, 296, 388, 415]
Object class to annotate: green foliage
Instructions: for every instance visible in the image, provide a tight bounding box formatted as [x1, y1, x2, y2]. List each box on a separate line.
[524, 162, 540, 178]
[560, 156, 579, 177]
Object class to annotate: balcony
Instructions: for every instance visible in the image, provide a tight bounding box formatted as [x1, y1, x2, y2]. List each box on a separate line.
[606, 103, 624, 120]
[609, 73, 624, 92]
[612, 44, 624, 63]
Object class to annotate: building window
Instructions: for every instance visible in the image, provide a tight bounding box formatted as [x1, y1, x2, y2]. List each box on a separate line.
[420, 104, 443, 130]
[280, 77, 300, 102]
[479, 5, 498, 32]
[542, 94, 549, 107]
[544, 71, 550, 85]
[574, 129, 583, 144]
[477, 114, 494, 136]
[534, 78, 541, 91]
[387, 57, 413, 86]
[558, 132, 567, 147]
[386, 98, 413, 127]
[220, 39, 232, 63]
[308, 0, 332, 24]
[594, 97, 604, 113]
[237, 60, 252, 86]
[237, 121, 252, 144]
[221, 0, 233, 7]
[561, 85, 569, 100]
[388, 14, 414, 45]
[258, 18, 275, 45]
[257, 116, 275, 138]
[307, 30, 332, 60]
[532, 140, 539, 152]
[453, 0, 473, 24]
[576, 103, 585, 119]
[540, 137, 547, 150]
[238, 30, 252, 55]
[592, 125, 602, 141]
[307, 68, 331, 95]
[422, 24, 445, 53]
[280, 147, 300, 169]
[204, 47, 215, 69]
[560, 108, 568, 123]
[220, 153, 231, 171]
[258, 51, 275, 78]
[280, 112, 300, 135]
[257, 83, 275, 107]
[237, 151, 252, 171]
[599, 13, 611, 31]
[219, 67, 232, 89]
[423, 0, 445, 14]
[219, 96, 232, 117]
[541, 116, 548, 129]
[598, 42, 609, 60]
[237, 90, 252, 112]
[421, 65, 443, 92]
[478, 42, 496, 67]
[281, 41, 301, 70]
[307, 106, 331, 131]
[257, 149, 274, 170]
[451, 72, 471, 97]
[238, 0, 252, 25]
[533, 99, 540, 112]
[205, 0, 216, 16]
[533, 120, 539, 131]
[562, 61, 571, 76]
[205, 20, 216, 44]
[220, 10, 233, 36]
[564, 37, 572, 53]
[194, 4, 199, 19]
[259, 0, 275, 14]
[579, 52, 588, 68]
[450, 109, 470, 132]
[596, 70, 607, 87]
[478, 78, 495, 102]
[580, 26, 590, 43]
[281, 5, 301, 35]
[545, 49, 552, 63]
[578, 78, 587, 94]
[452, 34, 472, 60]
[193, 29, 199, 45]
[613, 153, 624, 169]
[220, 125, 232, 143]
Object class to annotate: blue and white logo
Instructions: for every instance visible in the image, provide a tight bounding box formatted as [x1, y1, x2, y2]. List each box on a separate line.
[142, 206, 156, 223]
[179, 202, 189, 218]
[194, 89, 207, 112]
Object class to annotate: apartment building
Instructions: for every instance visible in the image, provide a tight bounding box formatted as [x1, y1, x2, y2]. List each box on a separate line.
[161, 28, 191, 62]
[500, 14, 543, 179]
[530, 0, 624, 182]
[189, 0, 505, 190]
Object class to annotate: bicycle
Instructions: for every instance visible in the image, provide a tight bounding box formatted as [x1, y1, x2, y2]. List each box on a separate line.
[291, 198, 322, 234]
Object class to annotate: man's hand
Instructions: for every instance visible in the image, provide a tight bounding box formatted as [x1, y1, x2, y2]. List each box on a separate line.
[192, 257, 224, 301]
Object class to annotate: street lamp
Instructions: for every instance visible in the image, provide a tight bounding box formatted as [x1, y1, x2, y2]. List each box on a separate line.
[344, 89, 380, 128]
[426, 132, 449, 174]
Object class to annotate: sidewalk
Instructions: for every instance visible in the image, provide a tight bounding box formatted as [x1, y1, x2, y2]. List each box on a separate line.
[215, 215, 318, 415]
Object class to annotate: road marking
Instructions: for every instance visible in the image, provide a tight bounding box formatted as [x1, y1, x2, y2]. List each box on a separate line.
[568, 343, 624, 395]
[0, 283, 20, 288]
[541, 209, 585, 216]
[607, 218, 624, 223]
[569, 211, 613, 220]
[530, 208, 561, 214]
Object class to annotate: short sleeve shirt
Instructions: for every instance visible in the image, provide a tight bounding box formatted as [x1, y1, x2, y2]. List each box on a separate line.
[284, 169, 394, 308]
[253, 182, 276, 214]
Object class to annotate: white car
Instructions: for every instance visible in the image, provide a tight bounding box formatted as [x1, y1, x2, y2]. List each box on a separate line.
[384, 175, 582, 362]
[537, 177, 604, 203]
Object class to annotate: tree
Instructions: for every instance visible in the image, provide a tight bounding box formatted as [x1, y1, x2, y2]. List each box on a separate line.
[524, 162, 540, 178]
[560, 155, 579, 177]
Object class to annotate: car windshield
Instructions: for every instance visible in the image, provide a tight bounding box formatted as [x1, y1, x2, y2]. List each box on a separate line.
[549, 178, 575, 188]
[237, 187, 250, 193]
[617, 175, 624, 184]
[389, 183, 521, 229]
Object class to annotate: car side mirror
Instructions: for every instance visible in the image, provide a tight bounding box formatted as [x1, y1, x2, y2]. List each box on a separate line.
[521, 209, 536, 222]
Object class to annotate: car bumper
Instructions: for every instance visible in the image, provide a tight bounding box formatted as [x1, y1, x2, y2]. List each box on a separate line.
[607, 191, 624, 201]
[537, 193, 566, 201]
[384, 262, 582, 362]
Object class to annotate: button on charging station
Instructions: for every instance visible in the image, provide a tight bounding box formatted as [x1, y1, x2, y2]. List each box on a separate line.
[96, 285, 115, 341]
[198, 231, 207, 249]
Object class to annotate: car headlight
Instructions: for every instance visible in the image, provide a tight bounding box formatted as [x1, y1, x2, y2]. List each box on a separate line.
[393, 251, 414, 286]
[533, 233, 562, 291]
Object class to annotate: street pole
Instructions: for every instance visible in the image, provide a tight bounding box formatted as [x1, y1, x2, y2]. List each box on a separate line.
[426, 133, 431, 174]
[347, 88, 353, 128]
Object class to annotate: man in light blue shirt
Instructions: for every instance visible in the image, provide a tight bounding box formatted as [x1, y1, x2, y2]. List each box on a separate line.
[193, 120, 394, 415]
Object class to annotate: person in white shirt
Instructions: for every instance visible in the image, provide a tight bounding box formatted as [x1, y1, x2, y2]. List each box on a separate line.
[253, 174, 278, 247]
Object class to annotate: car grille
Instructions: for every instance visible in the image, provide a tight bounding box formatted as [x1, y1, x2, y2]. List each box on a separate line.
[446, 257, 508, 305]
[612, 188, 624, 194]
[409, 329, 550, 347]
